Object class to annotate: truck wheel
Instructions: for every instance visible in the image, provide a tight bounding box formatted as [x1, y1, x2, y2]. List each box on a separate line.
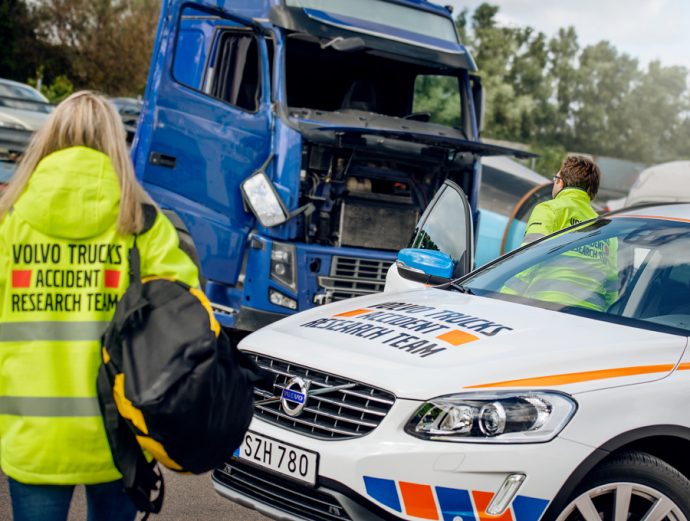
[178, 230, 207, 290]
[555, 451, 690, 521]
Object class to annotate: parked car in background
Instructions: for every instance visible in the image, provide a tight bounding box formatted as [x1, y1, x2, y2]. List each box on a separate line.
[0, 78, 53, 186]
[624, 160, 690, 207]
[0, 78, 53, 131]
[214, 202, 690, 521]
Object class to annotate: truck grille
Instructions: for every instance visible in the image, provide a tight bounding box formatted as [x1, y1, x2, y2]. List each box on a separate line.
[317, 256, 394, 302]
[214, 459, 351, 521]
[250, 354, 395, 440]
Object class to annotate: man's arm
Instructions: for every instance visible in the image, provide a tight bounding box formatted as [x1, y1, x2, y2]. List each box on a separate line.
[522, 204, 557, 245]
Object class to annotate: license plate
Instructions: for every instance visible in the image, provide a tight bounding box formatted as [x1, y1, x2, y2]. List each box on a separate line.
[235, 431, 318, 486]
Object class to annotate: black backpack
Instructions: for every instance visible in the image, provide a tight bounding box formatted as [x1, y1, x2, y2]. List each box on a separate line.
[97, 206, 265, 515]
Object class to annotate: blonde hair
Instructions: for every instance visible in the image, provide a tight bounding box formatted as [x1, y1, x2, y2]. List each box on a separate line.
[0, 90, 154, 234]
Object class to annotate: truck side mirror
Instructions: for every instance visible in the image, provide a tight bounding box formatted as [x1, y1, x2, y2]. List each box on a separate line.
[385, 248, 454, 294]
[470, 74, 485, 134]
[240, 169, 289, 227]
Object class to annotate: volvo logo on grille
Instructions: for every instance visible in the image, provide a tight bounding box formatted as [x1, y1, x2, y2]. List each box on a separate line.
[281, 377, 311, 417]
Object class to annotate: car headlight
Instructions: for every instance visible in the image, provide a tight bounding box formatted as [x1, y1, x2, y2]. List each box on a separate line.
[405, 391, 576, 443]
[271, 242, 297, 291]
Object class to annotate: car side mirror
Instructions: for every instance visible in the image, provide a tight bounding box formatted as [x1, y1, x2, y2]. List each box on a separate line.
[396, 248, 454, 284]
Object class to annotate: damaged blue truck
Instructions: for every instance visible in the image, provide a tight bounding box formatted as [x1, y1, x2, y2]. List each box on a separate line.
[132, 0, 533, 334]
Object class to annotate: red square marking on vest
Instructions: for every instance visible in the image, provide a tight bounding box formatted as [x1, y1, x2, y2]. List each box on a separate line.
[105, 270, 121, 288]
[12, 270, 32, 288]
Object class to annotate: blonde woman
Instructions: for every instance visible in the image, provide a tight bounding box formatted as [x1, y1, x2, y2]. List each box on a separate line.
[0, 91, 199, 521]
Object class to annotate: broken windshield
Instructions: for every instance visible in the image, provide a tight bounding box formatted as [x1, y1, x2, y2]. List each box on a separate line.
[285, 36, 464, 128]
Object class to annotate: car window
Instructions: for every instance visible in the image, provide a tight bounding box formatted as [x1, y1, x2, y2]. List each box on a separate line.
[172, 10, 263, 113]
[409, 184, 469, 263]
[412, 75, 461, 127]
[463, 217, 690, 334]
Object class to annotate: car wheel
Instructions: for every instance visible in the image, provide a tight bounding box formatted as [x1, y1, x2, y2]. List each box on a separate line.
[555, 451, 690, 521]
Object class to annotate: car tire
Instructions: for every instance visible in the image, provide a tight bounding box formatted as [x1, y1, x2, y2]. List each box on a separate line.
[555, 451, 690, 521]
[178, 230, 207, 290]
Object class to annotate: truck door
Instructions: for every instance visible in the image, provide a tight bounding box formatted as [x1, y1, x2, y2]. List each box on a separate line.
[136, 6, 272, 286]
[385, 180, 473, 292]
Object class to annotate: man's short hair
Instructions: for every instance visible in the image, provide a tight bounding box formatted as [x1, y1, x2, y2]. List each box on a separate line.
[559, 155, 601, 199]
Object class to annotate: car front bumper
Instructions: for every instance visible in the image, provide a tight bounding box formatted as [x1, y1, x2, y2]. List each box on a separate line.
[212, 399, 595, 521]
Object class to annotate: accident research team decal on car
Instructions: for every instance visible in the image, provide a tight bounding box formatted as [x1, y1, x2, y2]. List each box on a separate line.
[299, 301, 514, 358]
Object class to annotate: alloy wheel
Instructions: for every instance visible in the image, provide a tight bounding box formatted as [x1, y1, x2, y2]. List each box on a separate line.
[556, 482, 688, 521]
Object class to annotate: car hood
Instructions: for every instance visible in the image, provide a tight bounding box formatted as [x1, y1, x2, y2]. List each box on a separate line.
[240, 289, 688, 399]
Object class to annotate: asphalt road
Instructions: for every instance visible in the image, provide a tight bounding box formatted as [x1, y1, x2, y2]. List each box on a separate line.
[0, 468, 270, 520]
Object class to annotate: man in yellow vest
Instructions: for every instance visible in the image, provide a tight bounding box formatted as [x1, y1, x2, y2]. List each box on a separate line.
[523, 155, 600, 244]
[503, 156, 618, 311]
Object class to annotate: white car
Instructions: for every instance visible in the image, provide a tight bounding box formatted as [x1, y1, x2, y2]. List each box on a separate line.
[212, 184, 690, 521]
[0, 78, 52, 132]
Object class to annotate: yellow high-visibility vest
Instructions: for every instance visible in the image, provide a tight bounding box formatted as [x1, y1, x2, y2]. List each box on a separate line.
[503, 189, 617, 311]
[522, 188, 598, 244]
[0, 146, 199, 484]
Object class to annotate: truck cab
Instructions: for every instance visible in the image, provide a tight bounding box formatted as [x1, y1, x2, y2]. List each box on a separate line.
[132, 0, 531, 332]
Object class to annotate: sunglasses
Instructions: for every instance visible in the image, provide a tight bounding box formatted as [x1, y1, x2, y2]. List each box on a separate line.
[552, 175, 562, 182]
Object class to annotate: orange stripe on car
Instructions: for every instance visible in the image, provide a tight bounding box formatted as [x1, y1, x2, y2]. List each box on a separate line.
[465, 364, 678, 389]
[399, 482, 438, 520]
[436, 329, 479, 346]
[472, 490, 514, 521]
[333, 309, 371, 318]
[613, 214, 690, 224]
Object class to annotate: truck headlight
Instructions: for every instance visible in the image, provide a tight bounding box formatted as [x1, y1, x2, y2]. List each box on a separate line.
[405, 391, 576, 443]
[271, 242, 297, 291]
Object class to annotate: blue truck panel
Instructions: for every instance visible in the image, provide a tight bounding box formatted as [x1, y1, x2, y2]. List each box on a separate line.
[133, 0, 532, 332]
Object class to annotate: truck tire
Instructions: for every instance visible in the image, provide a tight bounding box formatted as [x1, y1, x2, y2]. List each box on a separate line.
[555, 451, 690, 521]
[177, 230, 207, 290]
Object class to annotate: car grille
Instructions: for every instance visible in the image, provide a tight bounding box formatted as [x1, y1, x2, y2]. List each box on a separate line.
[214, 459, 351, 521]
[250, 354, 395, 440]
[317, 256, 394, 302]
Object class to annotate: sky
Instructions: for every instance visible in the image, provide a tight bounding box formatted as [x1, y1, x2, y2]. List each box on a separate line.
[445, 0, 690, 71]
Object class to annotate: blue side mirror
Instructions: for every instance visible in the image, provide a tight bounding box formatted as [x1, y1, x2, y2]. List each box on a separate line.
[396, 248, 455, 284]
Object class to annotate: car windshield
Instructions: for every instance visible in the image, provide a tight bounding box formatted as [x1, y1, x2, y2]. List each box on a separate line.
[462, 214, 690, 334]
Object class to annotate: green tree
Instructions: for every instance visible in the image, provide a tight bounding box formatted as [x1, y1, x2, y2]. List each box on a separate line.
[459, 3, 690, 169]
[0, 0, 72, 85]
[32, 0, 160, 95]
[616, 61, 690, 162]
[570, 42, 639, 155]
[413, 75, 462, 128]
[546, 27, 579, 144]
